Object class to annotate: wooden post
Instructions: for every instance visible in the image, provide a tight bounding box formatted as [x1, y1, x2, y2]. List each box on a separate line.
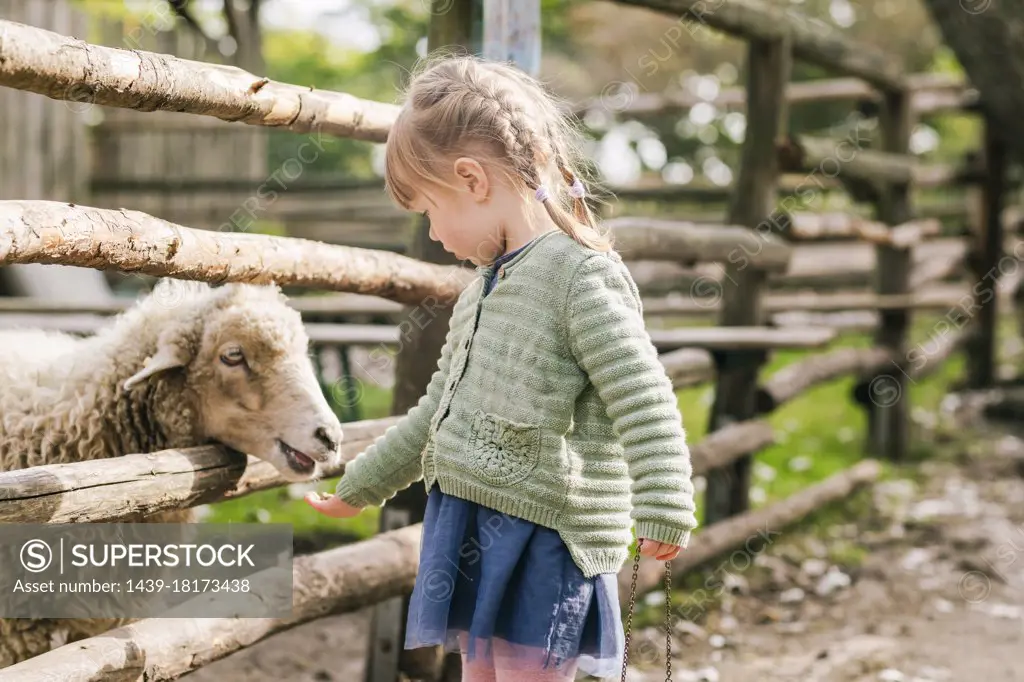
[965, 115, 1006, 388]
[365, 2, 540, 681]
[704, 36, 791, 526]
[865, 89, 914, 459]
[482, 0, 541, 71]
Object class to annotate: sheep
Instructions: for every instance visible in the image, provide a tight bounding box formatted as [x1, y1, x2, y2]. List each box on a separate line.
[0, 278, 346, 667]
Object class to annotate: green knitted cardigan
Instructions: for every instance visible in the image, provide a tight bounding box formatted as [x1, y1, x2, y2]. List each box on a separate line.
[335, 229, 698, 577]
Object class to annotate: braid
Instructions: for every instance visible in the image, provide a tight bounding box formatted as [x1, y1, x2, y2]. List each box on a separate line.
[389, 55, 613, 251]
[459, 71, 545, 189]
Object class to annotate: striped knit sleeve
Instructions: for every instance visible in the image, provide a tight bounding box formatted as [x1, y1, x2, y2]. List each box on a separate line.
[333, 321, 455, 509]
[567, 253, 698, 548]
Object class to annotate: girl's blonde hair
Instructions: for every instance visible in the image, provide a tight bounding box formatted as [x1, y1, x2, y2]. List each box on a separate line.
[384, 54, 613, 252]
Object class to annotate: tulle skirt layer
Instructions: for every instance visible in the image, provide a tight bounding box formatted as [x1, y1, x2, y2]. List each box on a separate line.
[404, 483, 624, 678]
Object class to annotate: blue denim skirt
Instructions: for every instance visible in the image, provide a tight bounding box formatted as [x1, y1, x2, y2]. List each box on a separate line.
[404, 483, 624, 677]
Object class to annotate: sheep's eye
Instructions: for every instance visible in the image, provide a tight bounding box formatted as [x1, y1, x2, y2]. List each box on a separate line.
[220, 347, 246, 367]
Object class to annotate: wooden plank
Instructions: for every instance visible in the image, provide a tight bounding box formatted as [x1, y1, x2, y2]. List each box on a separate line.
[650, 326, 835, 351]
[613, 0, 903, 91]
[0, 313, 402, 346]
[643, 286, 982, 316]
[0, 19, 399, 143]
[579, 72, 972, 119]
[704, 35, 791, 525]
[0, 293, 403, 316]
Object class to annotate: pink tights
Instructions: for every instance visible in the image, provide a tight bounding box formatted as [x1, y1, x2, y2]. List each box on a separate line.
[457, 634, 580, 682]
[461, 654, 579, 682]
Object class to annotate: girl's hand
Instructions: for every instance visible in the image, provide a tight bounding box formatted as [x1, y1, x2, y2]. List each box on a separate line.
[304, 491, 364, 518]
[639, 538, 682, 561]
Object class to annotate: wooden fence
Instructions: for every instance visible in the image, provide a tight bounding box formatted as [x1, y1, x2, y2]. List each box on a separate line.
[0, 1, 1015, 680]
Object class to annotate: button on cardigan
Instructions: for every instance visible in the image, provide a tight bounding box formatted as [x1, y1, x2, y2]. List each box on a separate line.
[335, 229, 698, 578]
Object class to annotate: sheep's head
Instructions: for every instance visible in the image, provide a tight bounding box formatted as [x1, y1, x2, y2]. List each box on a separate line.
[123, 280, 344, 481]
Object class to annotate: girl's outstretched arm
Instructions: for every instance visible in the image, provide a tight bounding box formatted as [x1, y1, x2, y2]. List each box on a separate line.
[567, 253, 699, 549]
[328, 320, 457, 510]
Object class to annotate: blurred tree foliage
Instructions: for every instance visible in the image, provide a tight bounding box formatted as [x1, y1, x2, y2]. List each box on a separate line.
[70, 0, 975, 185]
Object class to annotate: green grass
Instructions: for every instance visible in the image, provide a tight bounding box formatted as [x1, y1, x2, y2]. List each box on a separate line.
[674, 313, 969, 525]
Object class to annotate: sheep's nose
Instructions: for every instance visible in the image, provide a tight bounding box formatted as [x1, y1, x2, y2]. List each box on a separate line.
[314, 424, 342, 452]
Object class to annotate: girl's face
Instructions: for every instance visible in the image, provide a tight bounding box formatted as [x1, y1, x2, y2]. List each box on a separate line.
[406, 157, 511, 266]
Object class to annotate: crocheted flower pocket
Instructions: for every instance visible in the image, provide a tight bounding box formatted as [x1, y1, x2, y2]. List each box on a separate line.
[467, 411, 541, 486]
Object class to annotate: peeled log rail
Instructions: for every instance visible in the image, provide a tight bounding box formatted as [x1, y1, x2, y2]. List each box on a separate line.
[628, 260, 708, 296]
[756, 346, 894, 413]
[0, 19, 398, 142]
[0, 417, 399, 524]
[909, 330, 967, 381]
[608, 174, 841, 203]
[607, 217, 792, 271]
[0, 415, 762, 526]
[579, 73, 971, 118]
[661, 348, 714, 388]
[648, 326, 835, 351]
[0, 524, 424, 682]
[777, 135, 921, 186]
[620, 460, 883, 603]
[690, 421, 774, 477]
[643, 286, 973, 316]
[613, 0, 904, 92]
[851, 331, 968, 410]
[782, 213, 941, 246]
[0, 201, 473, 306]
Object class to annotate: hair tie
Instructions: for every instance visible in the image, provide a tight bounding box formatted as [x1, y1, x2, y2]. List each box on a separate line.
[535, 185, 551, 203]
[568, 178, 586, 199]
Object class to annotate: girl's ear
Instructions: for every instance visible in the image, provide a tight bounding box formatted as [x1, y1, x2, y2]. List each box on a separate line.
[452, 157, 489, 202]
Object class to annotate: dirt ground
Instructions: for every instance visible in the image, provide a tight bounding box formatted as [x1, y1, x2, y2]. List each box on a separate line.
[182, 390, 1024, 682]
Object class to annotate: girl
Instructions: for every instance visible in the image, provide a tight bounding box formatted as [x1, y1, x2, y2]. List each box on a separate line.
[306, 55, 698, 682]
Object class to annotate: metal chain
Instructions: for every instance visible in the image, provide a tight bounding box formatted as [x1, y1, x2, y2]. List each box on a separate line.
[620, 538, 642, 682]
[620, 539, 674, 682]
[664, 558, 673, 682]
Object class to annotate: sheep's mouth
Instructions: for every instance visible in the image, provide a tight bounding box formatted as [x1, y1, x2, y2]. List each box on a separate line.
[278, 440, 316, 475]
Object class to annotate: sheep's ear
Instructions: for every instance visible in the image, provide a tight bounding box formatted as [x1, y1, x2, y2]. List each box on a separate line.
[123, 345, 189, 392]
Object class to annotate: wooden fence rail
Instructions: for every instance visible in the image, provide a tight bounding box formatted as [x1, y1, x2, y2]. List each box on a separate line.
[0, 19, 398, 142]
[577, 72, 975, 119]
[0, 200, 472, 305]
[0, 417, 769, 525]
[614, 0, 904, 91]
